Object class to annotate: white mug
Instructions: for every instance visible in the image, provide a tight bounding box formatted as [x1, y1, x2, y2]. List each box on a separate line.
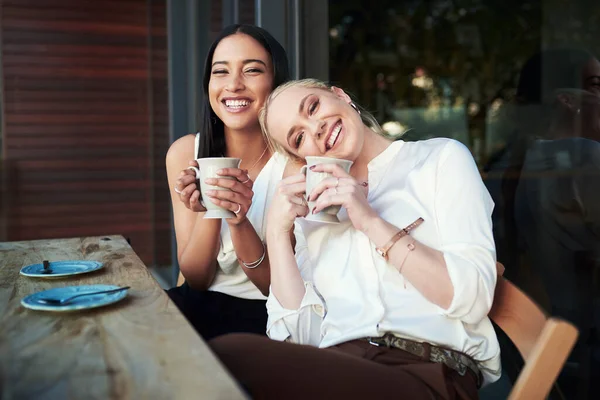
[188, 157, 241, 219]
[301, 156, 353, 223]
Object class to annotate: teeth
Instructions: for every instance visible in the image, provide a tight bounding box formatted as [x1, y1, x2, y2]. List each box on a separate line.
[327, 122, 342, 149]
[225, 99, 250, 108]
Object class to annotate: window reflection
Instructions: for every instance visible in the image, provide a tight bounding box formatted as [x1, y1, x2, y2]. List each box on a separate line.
[329, 1, 600, 398]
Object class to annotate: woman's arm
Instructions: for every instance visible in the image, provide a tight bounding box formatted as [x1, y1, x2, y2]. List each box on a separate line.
[166, 135, 221, 289]
[202, 160, 300, 296]
[263, 171, 325, 345]
[267, 213, 325, 346]
[366, 140, 496, 323]
[267, 172, 310, 308]
[310, 140, 496, 324]
[363, 218, 454, 308]
[229, 218, 272, 296]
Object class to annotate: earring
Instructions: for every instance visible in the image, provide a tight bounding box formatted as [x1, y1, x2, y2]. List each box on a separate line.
[350, 102, 361, 115]
[577, 108, 581, 114]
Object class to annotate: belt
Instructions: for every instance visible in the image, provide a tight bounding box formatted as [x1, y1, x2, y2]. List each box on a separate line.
[363, 333, 482, 388]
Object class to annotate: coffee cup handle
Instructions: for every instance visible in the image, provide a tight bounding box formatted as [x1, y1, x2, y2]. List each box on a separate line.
[185, 166, 206, 208]
[187, 166, 201, 179]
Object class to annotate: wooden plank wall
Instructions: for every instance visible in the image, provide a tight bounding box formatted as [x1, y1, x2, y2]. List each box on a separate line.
[0, 0, 171, 267]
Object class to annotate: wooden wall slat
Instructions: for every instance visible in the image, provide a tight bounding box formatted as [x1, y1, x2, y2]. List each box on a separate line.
[1, 0, 171, 267]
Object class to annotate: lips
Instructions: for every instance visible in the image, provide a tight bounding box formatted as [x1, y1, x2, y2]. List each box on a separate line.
[325, 120, 342, 150]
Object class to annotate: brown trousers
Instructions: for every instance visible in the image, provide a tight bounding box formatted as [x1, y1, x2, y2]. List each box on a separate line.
[209, 333, 479, 400]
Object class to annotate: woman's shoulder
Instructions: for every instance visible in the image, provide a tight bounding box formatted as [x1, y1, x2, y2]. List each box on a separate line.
[166, 133, 197, 164]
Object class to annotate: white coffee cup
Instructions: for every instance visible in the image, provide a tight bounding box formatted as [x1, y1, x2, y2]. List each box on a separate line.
[187, 157, 241, 219]
[301, 156, 353, 223]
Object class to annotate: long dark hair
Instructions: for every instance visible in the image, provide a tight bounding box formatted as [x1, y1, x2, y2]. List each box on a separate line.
[196, 24, 290, 159]
[500, 48, 593, 267]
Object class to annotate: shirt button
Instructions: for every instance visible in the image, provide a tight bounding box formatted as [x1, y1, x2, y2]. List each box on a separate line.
[313, 305, 325, 316]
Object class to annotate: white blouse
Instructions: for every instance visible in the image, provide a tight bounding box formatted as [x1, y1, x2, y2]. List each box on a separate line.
[266, 138, 501, 385]
[193, 134, 288, 300]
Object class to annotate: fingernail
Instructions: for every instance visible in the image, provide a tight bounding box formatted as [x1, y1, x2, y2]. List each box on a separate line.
[309, 165, 316, 170]
[206, 190, 215, 196]
[216, 169, 223, 174]
[312, 208, 317, 214]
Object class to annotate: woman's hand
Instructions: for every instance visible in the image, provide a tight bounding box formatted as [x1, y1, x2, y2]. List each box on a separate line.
[267, 173, 309, 235]
[174, 160, 207, 212]
[204, 167, 254, 226]
[308, 164, 378, 232]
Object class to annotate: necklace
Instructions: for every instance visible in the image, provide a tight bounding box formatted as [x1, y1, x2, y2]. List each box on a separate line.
[244, 146, 268, 172]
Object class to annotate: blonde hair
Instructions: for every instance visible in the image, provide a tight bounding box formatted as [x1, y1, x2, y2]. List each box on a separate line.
[259, 78, 385, 160]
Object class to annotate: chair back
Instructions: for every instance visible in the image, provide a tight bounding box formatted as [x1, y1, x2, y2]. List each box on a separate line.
[490, 263, 578, 399]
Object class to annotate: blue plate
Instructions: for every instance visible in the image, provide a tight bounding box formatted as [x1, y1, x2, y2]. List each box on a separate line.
[21, 284, 129, 312]
[20, 260, 103, 278]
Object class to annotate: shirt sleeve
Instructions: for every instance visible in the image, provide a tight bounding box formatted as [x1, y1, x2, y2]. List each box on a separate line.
[266, 222, 326, 346]
[433, 140, 498, 325]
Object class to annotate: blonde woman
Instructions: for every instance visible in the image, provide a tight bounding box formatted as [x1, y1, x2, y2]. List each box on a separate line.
[210, 79, 501, 399]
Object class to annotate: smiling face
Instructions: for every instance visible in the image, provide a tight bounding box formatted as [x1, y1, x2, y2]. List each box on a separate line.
[265, 85, 365, 161]
[208, 33, 274, 132]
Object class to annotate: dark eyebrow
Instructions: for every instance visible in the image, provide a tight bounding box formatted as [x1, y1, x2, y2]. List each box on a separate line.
[285, 94, 312, 145]
[211, 59, 268, 68]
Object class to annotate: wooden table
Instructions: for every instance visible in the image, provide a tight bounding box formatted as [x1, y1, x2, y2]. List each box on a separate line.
[0, 235, 247, 400]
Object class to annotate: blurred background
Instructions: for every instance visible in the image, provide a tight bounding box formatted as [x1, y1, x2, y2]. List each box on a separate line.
[0, 1, 599, 397]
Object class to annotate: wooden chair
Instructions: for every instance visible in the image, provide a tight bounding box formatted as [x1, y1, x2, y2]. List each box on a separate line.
[490, 262, 579, 399]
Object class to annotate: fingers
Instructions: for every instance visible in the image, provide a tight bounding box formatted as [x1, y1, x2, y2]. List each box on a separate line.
[277, 181, 308, 198]
[217, 168, 248, 179]
[308, 176, 359, 202]
[292, 203, 310, 218]
[176, 173, 196, 188]
[311, 184, 362, 214]
[281, 195, 309, 218]
[179, 182, 197, 197]
[312, 191, 344, 214]
[205, 188, 253, 206]
[206, 196, 243, 214]
[282, 173, 307, 184]
[188, 190, 206, 212]
[204, 177, 253, 197]
[216, 168, 254, 188]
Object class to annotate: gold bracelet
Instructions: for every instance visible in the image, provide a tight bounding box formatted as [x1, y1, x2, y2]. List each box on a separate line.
[375, 217, 424, 261]
[398, 240, 416, 274]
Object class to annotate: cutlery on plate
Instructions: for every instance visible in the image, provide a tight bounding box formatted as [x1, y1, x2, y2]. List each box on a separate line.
[37, 286, 131, 305]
